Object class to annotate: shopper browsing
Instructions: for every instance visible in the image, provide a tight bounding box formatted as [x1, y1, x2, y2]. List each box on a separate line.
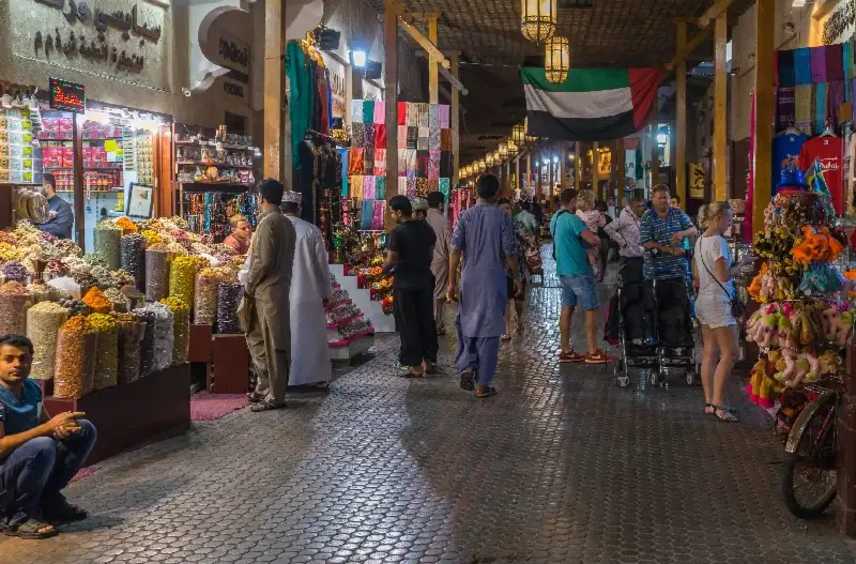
[0, 334, 97, 539]
[498, 198, 527, 340]
[551, 188, 608, 364]
[37, 173, 74, 240]
[448, 175, 519, 398]
[640, 185, 697, 282]
[383, 196, 439, 377]
[603, 195, 645, 279]
[425, 192, 452, 336]
[693, 202, 757, 423]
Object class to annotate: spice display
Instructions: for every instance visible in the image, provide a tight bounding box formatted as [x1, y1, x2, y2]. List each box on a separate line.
[217, 282, 243, 333]
[111, 269, 136, 289]
[27, 284, 62, 305]
[133, 307, 156, 378]
[120, 285, 145, 310]
[104, 287, 130, 312]
[169, 255, 206, 309]
[120, 234, 146, 290]
[137, 302, 174, 372]
[94, 222, 122, 271]
[2, 260, 29, 283]
[82, 287, 112, 314]
[194, 268, 228, 325]
[46, 258, 69, 277]
[160, 297, 190, 365]
[53, 315, 97, 399]
[0, 242, 21, 262]
[145, 249, 170, 302]
[26, 301, 68, 380]
[0, 281, 30, 335]
[117, 313, 145, 385]
[140, 229, 163, 246]
[82, 253, 107, 269]
[69, 263, 97, 293]
[88, 313, 119, 390]
[115, 216, 138, 234]
[58, 298, 90, 317]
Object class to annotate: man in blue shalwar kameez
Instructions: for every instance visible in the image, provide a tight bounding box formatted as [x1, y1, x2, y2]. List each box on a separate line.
[447, 175, 520, 398]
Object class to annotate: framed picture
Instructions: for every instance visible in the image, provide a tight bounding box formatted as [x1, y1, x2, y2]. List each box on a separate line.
[127, 183, 154, 219]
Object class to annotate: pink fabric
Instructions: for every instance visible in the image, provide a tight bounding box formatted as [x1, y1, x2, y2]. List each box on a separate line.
[364, 175, 377, 200]
[439, 105, 451, 128]
[372, 200, 385, 229]
[398, 126, 407, 149]
[374, 101, 386, 124]
[428, 150, 441, 179]
[374, 149, 386, 176]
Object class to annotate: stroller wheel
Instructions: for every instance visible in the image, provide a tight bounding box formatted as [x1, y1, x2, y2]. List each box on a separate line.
[615, 360, 630, 388]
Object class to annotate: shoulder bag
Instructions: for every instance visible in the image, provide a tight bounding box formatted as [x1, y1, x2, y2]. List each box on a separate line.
[698, 238, 746, 318]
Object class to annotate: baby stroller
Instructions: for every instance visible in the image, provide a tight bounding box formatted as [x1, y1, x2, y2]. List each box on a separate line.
[650, 277, 699, 388]
[609, 260, 660, 388]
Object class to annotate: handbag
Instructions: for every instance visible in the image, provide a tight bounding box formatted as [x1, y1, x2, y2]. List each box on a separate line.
[698, 239, 746, 318]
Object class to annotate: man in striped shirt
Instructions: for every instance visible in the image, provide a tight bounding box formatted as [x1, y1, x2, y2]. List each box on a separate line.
[640, 185, 697, 281]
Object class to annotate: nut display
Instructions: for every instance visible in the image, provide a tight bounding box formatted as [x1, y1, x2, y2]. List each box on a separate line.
[94, 222, 122, 271]
[120, 234, 146, 290]
[88, 313, 119, 390]
[145, 249, 170, 302]
[160, 297, 190, 366]
[117, 313, 145, 385]
[53, 315, 97, 399]
[26, 301, 68, 380]
[217, 282, 243, 334]
[194, 268, 228, 325]
[0, 281, 30, 335]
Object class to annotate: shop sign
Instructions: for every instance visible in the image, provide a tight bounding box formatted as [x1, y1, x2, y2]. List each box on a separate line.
[223, 81, 245, 99]
[211, 32, 250, 78]
[11, 0, 169, 90]
[330, 71, 347, 120]
[689, 163, 705, 199]
[49, 77, 86, 113]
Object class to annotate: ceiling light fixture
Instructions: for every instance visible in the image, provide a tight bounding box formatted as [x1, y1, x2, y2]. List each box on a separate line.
[521, 0, 557, 45]
[545, 36, 570, 84]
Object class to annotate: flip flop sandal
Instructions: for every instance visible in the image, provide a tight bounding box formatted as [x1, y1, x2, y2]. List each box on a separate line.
[5, 518, 58, 539]
[250, 399, 286, 412]
[475, 386, 497, 398]
[246, 391, 266, 403]
[460, 369, 475, 391]
[712, 405, 738, 423]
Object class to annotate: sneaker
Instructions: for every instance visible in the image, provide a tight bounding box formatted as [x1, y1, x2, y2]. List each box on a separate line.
[584, 350, 611, 364]
[558, 350, 585, 363]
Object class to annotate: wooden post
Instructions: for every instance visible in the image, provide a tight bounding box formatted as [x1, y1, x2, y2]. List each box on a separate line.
[384, 4, 398, 228]
[713, 11, 728, 200]
[451, 53, 460, 185]
[676, 21, 688, 210]
[575, 142, 581, 187]
[263, 0, 284, 180]
[72, 113, 85, 247]
[753, 0, 774, 238]
[428, 14, 440, 105]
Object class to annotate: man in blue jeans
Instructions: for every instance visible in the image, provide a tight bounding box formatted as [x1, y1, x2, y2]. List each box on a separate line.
[0, 334, 96, 539]
[551, 189, 609, 364]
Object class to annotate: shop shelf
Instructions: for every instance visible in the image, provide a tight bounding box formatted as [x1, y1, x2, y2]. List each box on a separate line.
[177, 162, 254, 169]
[179, 182, 251, 193]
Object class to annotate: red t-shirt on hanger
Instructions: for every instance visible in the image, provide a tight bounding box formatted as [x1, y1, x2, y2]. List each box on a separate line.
[797, 135, 845, 214]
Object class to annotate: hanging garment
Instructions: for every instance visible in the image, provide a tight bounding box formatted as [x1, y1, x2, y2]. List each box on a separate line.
[348, 149, 364, 176]
[398, 101, 408, 125]
[440, 152, 454, 179]
[798, 135, 845, 213]
[360, 199, 374, 230]
[429, 126, 441, 151]
[407, 178, 418, 198]
[829, 81, 847, 126]
[428, 150, 441, 179]
[827, 43, 844, 81]
[375, 124, 387, 149]
[440, 129, 453, 151]
[407, 127, 418, 149]
[286, 216, 333, 386]
[439, 105, 451, 128]
[398, 177, 408, 196]
[429, 105, 441, 130]
[363, 100, 375, 125]
[406, 102, 418, 126]
[372, 200, 386, 230]
[776, 87, 796, 132]
[398, 125, 408, 149]
[793, 48, 812, 85]
[377, 176, 387, 200]
[772, 132, 806, 195]
[811, 47, 827, 83]
[398, 150, 408, 177]
[286, 42, 312, 169]
[352, 100, 364, 123]
[374, 149, 387, 177]
[351, 175, 364, 200]
[363, 149, 375, 175]
[815, 82, 828, 134]
[417, 150, 430, 178]
[778, 50, 796, 87]
[794, 85, 813, 134]
[417, 104, 430, 127]
[404, 149, 417, 178]
[351, 123, 366, 148]
[439, 178, 451, 198]
[338, 148, 350, 197]
[364, 175, 377, 200]
[364, 123, 375, 149]
[374, 101, 386, 124]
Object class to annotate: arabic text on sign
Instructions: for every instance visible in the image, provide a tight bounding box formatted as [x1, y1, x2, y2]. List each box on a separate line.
[33, 0, 162, 43]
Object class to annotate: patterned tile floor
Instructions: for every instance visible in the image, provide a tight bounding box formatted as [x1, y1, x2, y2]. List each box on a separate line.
[2, 251, 856, 563]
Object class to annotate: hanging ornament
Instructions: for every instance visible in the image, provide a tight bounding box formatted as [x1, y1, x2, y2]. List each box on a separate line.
[521, 0, 557, 44]
[545, 36, 570, 84]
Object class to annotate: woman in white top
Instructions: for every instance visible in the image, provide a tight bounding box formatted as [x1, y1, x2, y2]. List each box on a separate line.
[692, 201, 756, 423]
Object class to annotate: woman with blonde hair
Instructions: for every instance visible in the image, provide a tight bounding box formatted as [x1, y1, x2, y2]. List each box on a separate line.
[575, 190, 605, 280]
[692, 201, 756, 422]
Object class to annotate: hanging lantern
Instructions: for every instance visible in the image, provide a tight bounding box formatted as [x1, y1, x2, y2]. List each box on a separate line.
[524, 116, 538, 142]
[499, 142, 509, 158]
[512, 122, 526, 144]
[507, 139, 519, 156]
[545, 36, 570, 84]
[486, 153, 495, 167]
[478, 159, 486, 172]
[521, 0, 557, 45]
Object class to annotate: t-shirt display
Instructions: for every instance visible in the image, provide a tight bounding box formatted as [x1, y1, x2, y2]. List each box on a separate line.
[773, 132, 807, 194]
[797, 135, 844, 213]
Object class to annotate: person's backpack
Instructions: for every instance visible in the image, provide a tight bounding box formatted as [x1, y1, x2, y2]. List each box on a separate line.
[550, 210, 569, 261]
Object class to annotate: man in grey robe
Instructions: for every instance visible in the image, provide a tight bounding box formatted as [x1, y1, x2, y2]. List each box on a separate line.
[244, 179, 296, 412]
[448, 175, 519, 398]
[426, 192, 451, 335]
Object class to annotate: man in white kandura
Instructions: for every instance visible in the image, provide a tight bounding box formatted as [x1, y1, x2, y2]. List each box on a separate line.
[281, 190, 334, 386]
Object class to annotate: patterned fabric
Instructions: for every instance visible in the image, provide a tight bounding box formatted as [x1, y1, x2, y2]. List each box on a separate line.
[407, 178, 417, 198]
[364, 123, 375, 149]
[348, 149, 364, 176]
[363, 175, 376, 200]
[376, 176, 387, 200]
[363, 149, 374, 175]
[374, 149, 387, 177]
[404, 149, 417, 178]
[429, 105, 440, 130]
[351, 123, 366, 148]
[776, 87, 795, 132]
[416, 178, 430, 197]
[439, 178, 451, 198]
[407, 127, 418, 149]
[417, 135, 429, 151]
[398, 125, 408, 149]
[428, 151, 441, 179]
[429, 127, 441, 150]
[372, 200, 386, 230]
[374, 124, 387, 149]
[794, 85, 813, 134]
[352, 100, 364, 123]
[417, 104, 430, 127]
[603, 207, 644, 258]
[639, 207, 694, 281]
[440, 129, 453, 151]
[406, 104, 418, 126]
[417, 150, 430, 178]
[398, 177, 408, 196]
[428, 178, 439, 194]
[398, 150, 409, 177]
[351, 175, 365, 199]
[374, 101, 385, 124]
[439, 105, 450, 128]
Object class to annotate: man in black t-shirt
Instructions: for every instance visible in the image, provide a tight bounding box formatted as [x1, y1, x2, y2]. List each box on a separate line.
[382, 195, 439, 377]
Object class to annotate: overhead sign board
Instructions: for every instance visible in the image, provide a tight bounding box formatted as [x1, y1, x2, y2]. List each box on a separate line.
[49, 77, 86, 113]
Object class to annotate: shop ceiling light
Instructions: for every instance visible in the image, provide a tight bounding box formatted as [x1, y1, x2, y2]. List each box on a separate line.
[479, 160, 487, 172]
[350, 48, 367, 68]
[521, 0, 557, 45]
[512, 122, 526, 144]
[499, 142, 509, 158]
[507, 139, 519, 155]
[545, 36, 570, 84]
[792, 0, 806, 7]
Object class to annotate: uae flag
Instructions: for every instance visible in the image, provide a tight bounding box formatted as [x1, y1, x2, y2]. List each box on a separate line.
[522, 67, 663, 142]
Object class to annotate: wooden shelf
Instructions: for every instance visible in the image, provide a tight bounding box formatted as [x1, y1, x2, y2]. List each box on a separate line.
[177, 162, 254, 169]
[179, 182, 250, 193]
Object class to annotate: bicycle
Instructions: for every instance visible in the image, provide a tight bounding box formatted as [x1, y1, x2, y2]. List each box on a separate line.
[781, 374, 843, 519]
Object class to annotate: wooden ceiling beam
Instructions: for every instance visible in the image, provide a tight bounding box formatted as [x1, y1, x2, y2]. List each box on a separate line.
[665, 27, 712, 70]
[408, 12, 443, 22]
[381, 0, 452, 71]
[698, 0, 737, 29]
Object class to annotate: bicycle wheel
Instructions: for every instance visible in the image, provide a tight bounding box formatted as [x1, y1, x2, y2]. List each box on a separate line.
[782, 400, 838, 519]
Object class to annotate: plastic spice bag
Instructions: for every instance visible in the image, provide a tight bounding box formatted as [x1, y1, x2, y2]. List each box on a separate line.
[26, 301, 68, 380]
[117, 315, 145, 385]
[217, 282, 243, 334]
[145, 248, 170, 302]
[194, 268, 226, 325]
[94, 222, 122, 271]
[88, 313, 119, 391]
[0, 281, 31, 335]
[168, 256, 203, 312]
[120, 233, 146, 291]
[160, 297, 189, 365]
[133, 307, 156, 378]
[146, 302, 174, 373]
[54, 315, 97, 399]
